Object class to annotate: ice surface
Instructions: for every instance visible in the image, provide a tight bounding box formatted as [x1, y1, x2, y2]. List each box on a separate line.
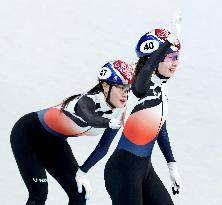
[1, 0, 222, 204]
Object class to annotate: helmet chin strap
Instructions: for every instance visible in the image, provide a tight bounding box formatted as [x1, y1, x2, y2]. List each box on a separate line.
[106, 84, 116, 109]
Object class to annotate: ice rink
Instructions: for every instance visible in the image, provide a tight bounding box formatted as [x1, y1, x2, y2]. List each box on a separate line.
[1, 0, 222, 204]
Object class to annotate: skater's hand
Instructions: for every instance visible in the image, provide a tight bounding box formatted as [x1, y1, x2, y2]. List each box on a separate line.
[75, 168, 92, 200]
[109, 118, 122, 129]
[167, 162, 181, 195]
[167, 8, 182, 44]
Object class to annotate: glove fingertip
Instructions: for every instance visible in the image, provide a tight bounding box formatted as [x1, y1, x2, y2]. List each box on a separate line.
[78, 186, 82, 193]
[85, 195, 90, 200]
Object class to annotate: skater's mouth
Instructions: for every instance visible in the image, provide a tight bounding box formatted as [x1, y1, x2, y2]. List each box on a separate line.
[120, 99, 126, 105]
[169, 68, 176, 72]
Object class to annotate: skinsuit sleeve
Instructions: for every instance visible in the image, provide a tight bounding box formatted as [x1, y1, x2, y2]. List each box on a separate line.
[131, 40, 172, 98]
[79, 128, 119, 173]
[157, 121, 176, 163]
[74, 95, 111, 128]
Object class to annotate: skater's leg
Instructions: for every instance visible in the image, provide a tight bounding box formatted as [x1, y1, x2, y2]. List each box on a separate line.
[143, 164, 174, 205]
[104, 150, 144, 205]
[39, 138, 86, 205]
[10, 114, 48, 205]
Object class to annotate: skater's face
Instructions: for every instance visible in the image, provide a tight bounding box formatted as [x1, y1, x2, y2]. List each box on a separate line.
[102, 82, 129, 108]
[158, 52, 179, 78]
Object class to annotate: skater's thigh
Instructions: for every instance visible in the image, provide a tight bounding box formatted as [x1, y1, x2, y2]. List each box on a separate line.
[39, 139, 86, 204]
[143, 167, 173, 205]
[105, 160, 143, 205]
[12, 142, 48, 200]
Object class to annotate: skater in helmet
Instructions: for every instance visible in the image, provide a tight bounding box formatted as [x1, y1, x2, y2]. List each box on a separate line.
[10, 60, 134, 205]
[104, 12, 182, 205]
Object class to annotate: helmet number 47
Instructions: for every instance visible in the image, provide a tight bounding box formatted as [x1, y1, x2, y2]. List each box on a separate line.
[100, 69, 108, 76]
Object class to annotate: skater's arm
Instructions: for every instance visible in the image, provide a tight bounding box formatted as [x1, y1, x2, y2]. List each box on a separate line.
[75, 95, 110, 128]
[80, 128, 119, 173]
[157, 121, 176, 162]
[131, 41, 172, 98]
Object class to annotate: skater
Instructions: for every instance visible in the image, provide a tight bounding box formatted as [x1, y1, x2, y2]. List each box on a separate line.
[10, 60, 134, 205]
[104, 16, 182, 205]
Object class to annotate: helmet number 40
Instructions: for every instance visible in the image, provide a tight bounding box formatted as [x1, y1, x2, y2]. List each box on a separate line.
[144, 42, 154, 50]
[140, 40, 159, 54]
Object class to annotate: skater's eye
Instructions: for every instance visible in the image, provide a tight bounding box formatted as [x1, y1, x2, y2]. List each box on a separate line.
[163, 52, 179, 62]
[113, 85, 130, 93]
